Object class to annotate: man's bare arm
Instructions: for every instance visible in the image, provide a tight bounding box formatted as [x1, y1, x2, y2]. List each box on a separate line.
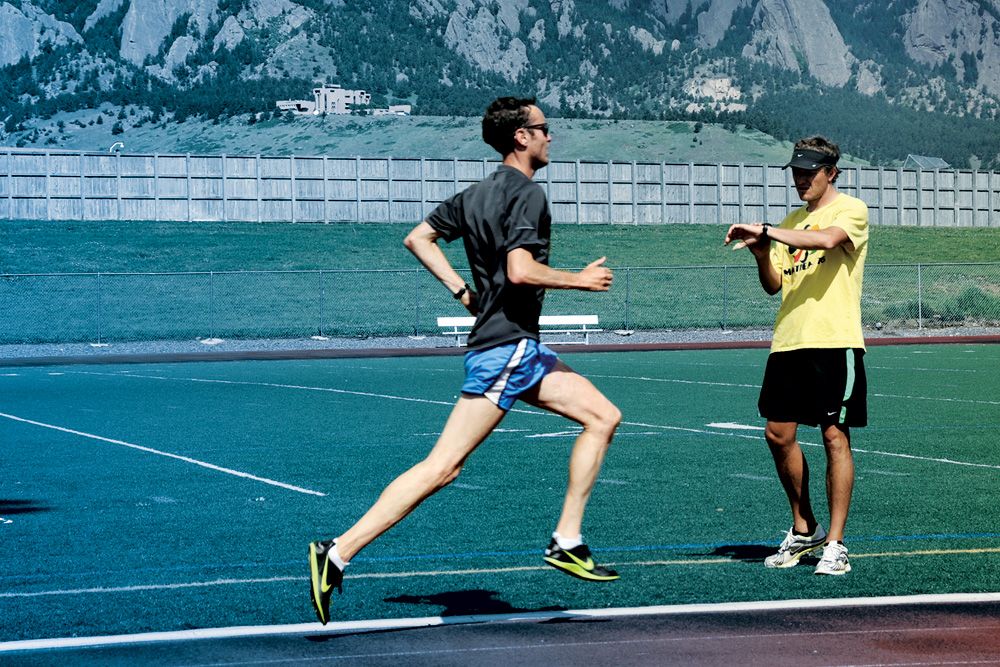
[506, 247, 613, 291]
[403, 221, 477, 313]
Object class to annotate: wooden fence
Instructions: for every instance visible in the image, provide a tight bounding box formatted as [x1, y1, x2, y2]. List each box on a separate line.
[2, 148, 998, 226]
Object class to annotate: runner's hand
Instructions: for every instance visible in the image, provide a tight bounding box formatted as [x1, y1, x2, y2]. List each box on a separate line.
[577, 257, 613, 291]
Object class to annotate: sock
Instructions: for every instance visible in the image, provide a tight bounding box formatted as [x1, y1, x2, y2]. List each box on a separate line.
[327, 542, 349, 570]
[553, 531, 583, 550]
[793, 525, 817, 537]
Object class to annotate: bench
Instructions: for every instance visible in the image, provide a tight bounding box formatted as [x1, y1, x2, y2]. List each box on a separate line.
[437, 315, 601, 347]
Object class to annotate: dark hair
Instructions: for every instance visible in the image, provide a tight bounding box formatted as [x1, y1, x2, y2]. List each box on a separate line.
[482, 96, 535, 156]
[794, 135, 841, 182]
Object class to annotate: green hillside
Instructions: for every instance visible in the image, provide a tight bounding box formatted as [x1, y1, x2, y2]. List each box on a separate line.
[22, 112, 810, 165]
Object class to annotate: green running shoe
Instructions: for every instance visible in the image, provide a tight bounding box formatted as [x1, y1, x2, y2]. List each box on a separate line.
[543, 539, 619, 582]
[309, 540, 344, 624]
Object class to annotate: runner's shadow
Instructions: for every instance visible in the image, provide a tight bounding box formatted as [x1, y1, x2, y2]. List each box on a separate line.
[0, 500, 50, 515]
[384, 589, 566, 616]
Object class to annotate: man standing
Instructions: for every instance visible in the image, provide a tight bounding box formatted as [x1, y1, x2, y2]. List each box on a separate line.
[308, 97, 623, 624]
[724, 136, 868, 576]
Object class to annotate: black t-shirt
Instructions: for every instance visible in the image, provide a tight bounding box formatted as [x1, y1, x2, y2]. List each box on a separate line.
[426, 165, 551, 350]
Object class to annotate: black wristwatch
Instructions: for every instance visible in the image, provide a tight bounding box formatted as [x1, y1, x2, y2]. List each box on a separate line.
[453, 283, 471, 300]
[761, 223, 772, 239]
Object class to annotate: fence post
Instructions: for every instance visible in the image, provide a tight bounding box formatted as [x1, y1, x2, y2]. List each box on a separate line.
[322, 156, 329, 224]
[722, 265, 729, 329]
[917, 263, 923, 329]
[413, 269, 421, 335]
[877, 166, 884, 226]
[575, 159, 581, 224]
[355, 156, 362, 222]
[660, 161, 666, 224]
[210, 271, 215, 339]
[762, 164, 769, 221]
[256, 154, 262, 223]
[79, 150, 85, 220]
[737, 163, 745, 224]
[623, 267, 631, 330]
[607, 159, 613, 224]
[115, 150, 122, 222]
[716, 162, 723, 226]
[45, 150, 51, 221]
[153, 153, 160, 221]
[186, 153, 192, 222]
[290, 155, 296, 223]
[897, 167, 903, 225]
[631, 160, 637, 225]
[687, 162, 695, 223]
[96, 272, 102, 345]
[419, 157, 426, 214]
[387, 157, 393, 223]
[319, 269, 326, 335]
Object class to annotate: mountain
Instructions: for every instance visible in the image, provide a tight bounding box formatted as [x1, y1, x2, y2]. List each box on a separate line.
[2, 0, 1000, 168]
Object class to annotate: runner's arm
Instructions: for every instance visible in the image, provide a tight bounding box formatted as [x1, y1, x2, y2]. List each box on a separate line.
[404, 221, 477, 313]
[507, 247, 612, 292]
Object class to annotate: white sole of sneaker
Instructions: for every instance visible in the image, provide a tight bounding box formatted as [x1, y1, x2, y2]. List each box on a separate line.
[765, 544, 825, 569]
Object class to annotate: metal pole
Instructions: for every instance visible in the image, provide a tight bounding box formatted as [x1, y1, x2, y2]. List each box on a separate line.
[722, 265, 729, 329]
[623, 267, 631, 330]
[319, 269, 325, 335]
[210, 271, 215, 339]
[917, 263, 923, 329]
[413, 270, 421, 335]
[96, 272, 102, 344]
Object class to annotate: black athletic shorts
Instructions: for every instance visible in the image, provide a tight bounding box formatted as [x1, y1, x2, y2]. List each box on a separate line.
[758, 348, 867, 427]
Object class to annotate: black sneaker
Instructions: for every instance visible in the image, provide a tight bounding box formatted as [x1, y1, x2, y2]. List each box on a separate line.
[309, 540, 344, 624]
[543, 539, 619, 582]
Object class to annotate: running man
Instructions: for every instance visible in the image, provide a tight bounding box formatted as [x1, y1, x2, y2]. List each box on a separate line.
[308, 96, 623, 624]
[724, 136, 868, 576]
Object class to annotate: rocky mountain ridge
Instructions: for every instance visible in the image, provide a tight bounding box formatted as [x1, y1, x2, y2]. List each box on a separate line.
[3, 0, 1000, 167]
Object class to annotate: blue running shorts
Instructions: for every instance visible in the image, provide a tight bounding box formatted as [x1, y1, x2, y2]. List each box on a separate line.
[461, 338, 559, 411]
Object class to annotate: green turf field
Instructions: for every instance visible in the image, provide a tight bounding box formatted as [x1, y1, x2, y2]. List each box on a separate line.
[3, 221, 999, 343]
[4, 220, 1000, 274]
[2, 344, 999, 642]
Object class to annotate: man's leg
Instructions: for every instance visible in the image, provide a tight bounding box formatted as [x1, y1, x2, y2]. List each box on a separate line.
[334, 395, 506, 561]
[521, 360, 621, 542]
[310, 395, 505, 623]
[765, 420, 818, 533]
[821, 424, 854, 543]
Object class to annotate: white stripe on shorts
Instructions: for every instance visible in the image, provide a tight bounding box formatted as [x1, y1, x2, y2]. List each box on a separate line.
[484, 339, 529, 407]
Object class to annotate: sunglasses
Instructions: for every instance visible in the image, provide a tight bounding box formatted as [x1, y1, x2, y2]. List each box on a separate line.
[520, 123, 550, 136]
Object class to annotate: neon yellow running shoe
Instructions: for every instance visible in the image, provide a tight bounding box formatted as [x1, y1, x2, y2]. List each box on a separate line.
[309, 540, 344, 624]
[543, 539, 619, 582]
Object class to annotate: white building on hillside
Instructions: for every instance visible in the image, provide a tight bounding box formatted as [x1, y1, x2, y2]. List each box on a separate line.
[276, 84, 371, 115]
[373, 104, 412, 116]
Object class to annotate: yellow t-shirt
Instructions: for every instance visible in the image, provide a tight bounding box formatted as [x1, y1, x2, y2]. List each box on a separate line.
[769, 193, 869, 352]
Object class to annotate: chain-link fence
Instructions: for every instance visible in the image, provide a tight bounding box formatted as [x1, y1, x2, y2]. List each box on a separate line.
[2, 264, 999, 344]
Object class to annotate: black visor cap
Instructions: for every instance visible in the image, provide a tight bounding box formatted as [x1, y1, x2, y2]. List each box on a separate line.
[783, 149, 839, 170]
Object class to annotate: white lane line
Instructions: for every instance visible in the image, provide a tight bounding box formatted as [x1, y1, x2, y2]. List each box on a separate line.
[873, 392, 1000, 406]
[69, 371, 455, 407]
[0, 412, 325, 497]
[589, 373, 758, 389]
[63, 372, 999, 470]
[9, 546, 1000, 602]
[6, 592, 1000, 654]
[707, 422, 764, 431]
[704, 422, 1000, 471]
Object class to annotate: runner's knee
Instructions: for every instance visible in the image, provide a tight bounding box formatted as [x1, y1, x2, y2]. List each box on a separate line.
[587, 403, 621, 440]
[418, 458, 464, 490]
